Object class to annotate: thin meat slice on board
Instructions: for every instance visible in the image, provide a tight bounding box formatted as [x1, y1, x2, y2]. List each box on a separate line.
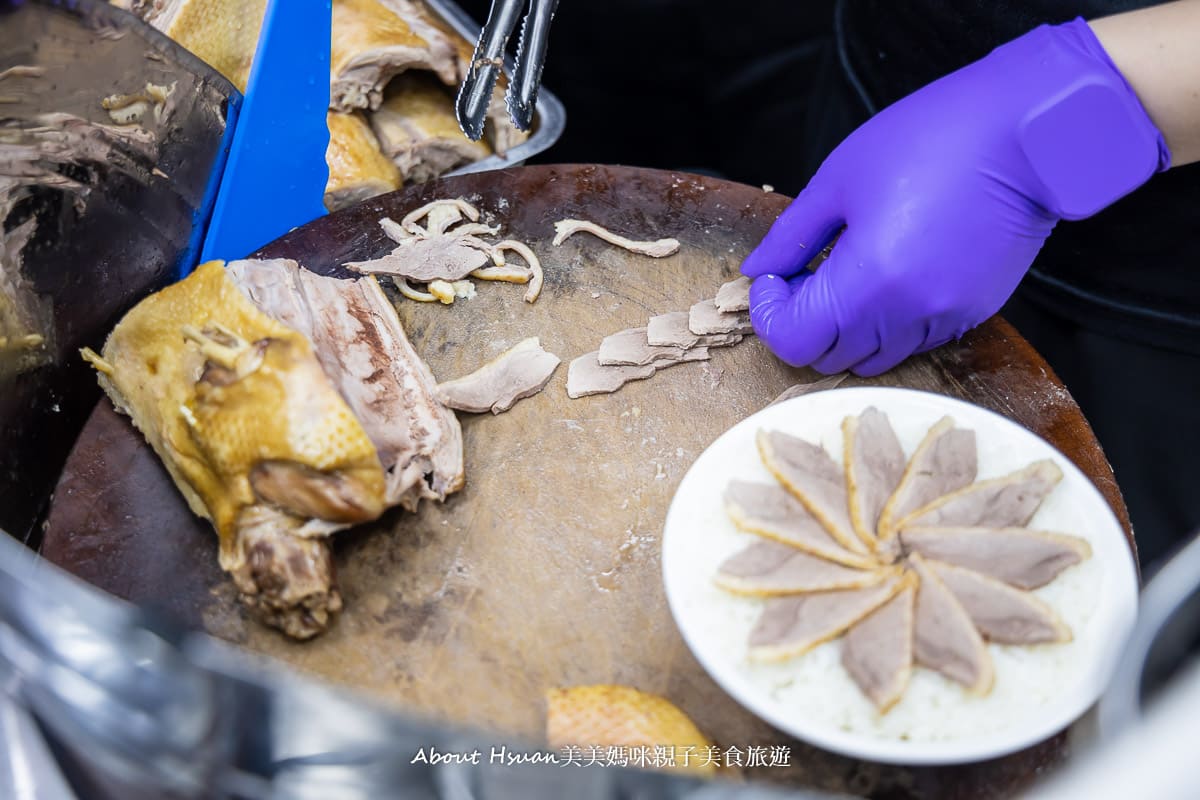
[756, 429, 864, 555]
[228, 258, 464, 510]
[842, 580, 916, 713]
[900, 526, 1092, 590]
[767, 373, 848, 407]
[900, 460, 1064, 529]
[565, 347, 708, 398]
[646, 311, 743, 349]
[909, 554, 994, 694]
[689, 299, 754, 336]
[877, 417, 977, 540]
[748, 575, 903, 662]
[930, 561, 1072, 645]
[551, 219, 679, 257]
[597, 327, 692, 367]
[343, 234, 491, 282]
[435, 337, 560, 414]
[329, 0, 459, 112]
[714, 275, 752, 313]
[843, 407, 906, 550]
[716, 539, 885, 595]
[724, 481, 873, 569]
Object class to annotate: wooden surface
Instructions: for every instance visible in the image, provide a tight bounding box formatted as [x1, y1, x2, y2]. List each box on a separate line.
[42, 165, 1133, 799]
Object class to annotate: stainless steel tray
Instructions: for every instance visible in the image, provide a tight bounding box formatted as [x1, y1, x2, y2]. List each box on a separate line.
[430, 0, 567, 175]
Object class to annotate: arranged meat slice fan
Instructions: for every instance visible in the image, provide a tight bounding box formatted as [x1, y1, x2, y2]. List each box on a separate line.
[714, 408, 1092, 713]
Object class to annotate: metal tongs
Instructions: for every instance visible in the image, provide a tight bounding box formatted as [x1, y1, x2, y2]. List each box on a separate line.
[455, 0, 559, 140]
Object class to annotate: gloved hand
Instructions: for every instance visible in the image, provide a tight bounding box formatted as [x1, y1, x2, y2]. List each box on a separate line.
[742, 17, 1170, 376]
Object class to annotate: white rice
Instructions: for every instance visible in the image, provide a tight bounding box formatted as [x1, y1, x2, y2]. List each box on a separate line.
[664, 389, 1133, 746]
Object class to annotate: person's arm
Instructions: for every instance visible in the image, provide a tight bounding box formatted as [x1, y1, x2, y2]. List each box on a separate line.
[741, 6, 1195, 377]
[1091, 0, 1200, 166]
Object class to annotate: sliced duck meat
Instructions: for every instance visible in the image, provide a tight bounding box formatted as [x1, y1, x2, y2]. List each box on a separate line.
[343, 231, 491, 282]
[748, 575, 903, 662]
[435, 337, 560, 414]
[330, 0, 459, 112]
[843, 407, 906, 550]
[929, 561, 1071, 645]
[767, 373, 848, 407]
[646, 311, 743, 349]
[724, 481, 873, 568]
[324, 111, 402, 212]
[598, 327, 691, 367]
[900, 526, 1092, 589]
[565, 348, 708, 398]
[909, 554, 994, 694]
[369, 73, 491, 184]
[551, 219, 680, 257]
[877, 417, 977, 540]
[228, 258, 464, 510]
[901, 460, 1064, 530]
[82, 261, 388, 639]
[688, 299, 754, 336]
[716, 539, 883, 595]
[714, 275, 752, 313]
[842, 581, 916, 713]
[756, 429, 864, 555]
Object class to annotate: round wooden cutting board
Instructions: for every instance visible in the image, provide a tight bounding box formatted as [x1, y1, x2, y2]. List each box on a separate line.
[41, 165, 1133, 799]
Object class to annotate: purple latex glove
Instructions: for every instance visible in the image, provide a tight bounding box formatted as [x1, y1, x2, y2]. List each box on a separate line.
[742, 18, 1170, 376]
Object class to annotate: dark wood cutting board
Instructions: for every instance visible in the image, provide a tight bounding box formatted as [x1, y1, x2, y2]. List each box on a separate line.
[41, 165, 1133, 799]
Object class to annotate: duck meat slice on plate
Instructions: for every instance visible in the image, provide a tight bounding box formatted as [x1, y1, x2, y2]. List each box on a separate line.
[900, 526, 1092, 589]
[900, 460, 1063, 530]
[929, 561, 1072, 644]
[909, 554, 994, 694]
[877, 416, 977, 540]
[842, 580, 916, 713]
[723, 481, 872, 568]
[756, 429, 865, 555]
[716, 539, 884, 595]
[843, 406, 906, 550]
[748, 575, 904, 662]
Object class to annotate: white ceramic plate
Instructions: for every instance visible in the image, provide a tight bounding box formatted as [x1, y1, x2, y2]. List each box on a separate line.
[662, 386, 1138, 765]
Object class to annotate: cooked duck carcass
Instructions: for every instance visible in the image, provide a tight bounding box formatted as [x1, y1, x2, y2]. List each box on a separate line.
[756, 429, 864, 555]
[551, 219, 680, 258]
[843, 407, 905, 550]
[120, 0, 269, 91]
[370, 73, 492, 184]
[82, 261, 387, 639]
[900, 526, 1092, 590]
[877, 416, 977, 540]
[435, 337, 560, 414]
[227, 258, 464, 509]
[330, 0, 459, 112]
[324, 112, 402, 212]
